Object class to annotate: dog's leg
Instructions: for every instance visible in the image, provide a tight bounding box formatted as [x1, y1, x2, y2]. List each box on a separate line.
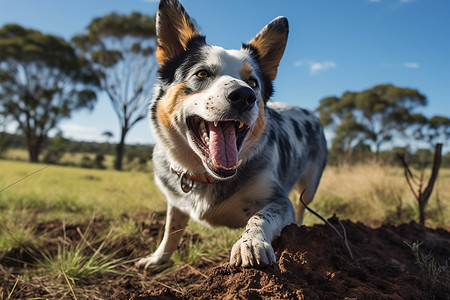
[230, 191, 295, 267]
[136, 202, 189, 269]
[294, 160, 324, 225]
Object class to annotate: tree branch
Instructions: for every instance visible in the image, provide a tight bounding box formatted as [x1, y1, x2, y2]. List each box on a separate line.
[421, 144, 442, 205]
[397, 153, 420, 200]
[299, 190, 354, 261]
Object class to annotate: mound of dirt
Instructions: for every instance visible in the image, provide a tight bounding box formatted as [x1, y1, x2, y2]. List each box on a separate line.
[132, 219, 450, 300]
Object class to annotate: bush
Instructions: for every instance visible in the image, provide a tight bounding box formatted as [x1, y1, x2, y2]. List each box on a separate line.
[80, 156, 92, 169]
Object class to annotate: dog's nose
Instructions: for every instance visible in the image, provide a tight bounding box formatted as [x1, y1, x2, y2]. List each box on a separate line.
[226, 86, 256, 111]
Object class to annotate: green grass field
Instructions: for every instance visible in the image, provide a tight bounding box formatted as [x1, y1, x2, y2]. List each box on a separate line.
[1, 158, 449, 298]
[0, 159, 165, 221]
[1, 159, 449, 244]
[1, 158, 448, 235]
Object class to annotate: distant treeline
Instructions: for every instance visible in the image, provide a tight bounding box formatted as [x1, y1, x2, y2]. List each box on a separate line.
[0, 132, 153, 169]
[1, 132, 152, 155]
[328, 142, 450, 168]
[1, 132, 449, 169]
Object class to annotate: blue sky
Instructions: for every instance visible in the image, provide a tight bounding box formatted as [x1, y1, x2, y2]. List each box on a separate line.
[1, 0, 449, 147]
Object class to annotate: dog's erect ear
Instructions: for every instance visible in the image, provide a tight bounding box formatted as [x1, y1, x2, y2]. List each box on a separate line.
[248, 17, 289, 81]
[156, 0, 200, 64]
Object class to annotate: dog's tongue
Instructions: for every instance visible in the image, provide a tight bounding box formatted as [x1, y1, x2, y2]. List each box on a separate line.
[208, 122, 237, 168]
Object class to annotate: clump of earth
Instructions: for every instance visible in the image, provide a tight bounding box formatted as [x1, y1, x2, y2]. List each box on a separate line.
[123, 218, 450, 299]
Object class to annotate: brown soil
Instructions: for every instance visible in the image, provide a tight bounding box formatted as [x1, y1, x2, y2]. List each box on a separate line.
[1, 216, 449, 300]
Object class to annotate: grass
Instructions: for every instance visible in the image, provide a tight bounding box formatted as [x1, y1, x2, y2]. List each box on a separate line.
[1, 158, 449, 256]
[303, 160, 450, 227]
[0, 210, 40, 253]
[404, 241, 450, 288]
[175, 221, 242, 262]
[4, 277, 19, 300]
[2, 158, 449, 228]
[0, 159, 165, 223]
[36, 225, 127, 284]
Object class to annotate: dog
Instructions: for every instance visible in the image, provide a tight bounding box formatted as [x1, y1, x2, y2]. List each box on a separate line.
[136, 0, 327, 269]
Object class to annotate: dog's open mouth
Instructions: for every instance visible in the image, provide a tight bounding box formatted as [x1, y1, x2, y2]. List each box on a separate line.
[187, 116, 250, 178]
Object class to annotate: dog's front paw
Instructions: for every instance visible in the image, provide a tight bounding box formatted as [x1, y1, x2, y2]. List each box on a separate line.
[230, 236, 276, 268]
[135, 253, 167, 270]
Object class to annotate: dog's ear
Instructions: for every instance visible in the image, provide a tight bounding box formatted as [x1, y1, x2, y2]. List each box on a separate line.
[248, 17, 289, 81]
[156, 0, 200, 64]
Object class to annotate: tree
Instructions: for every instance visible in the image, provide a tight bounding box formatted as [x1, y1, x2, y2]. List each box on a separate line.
[43, 131, 68, 164]
[72, 12, 157, 170]
[410, 114, 450, 149]
[0, 24, 98, 162]
[102, 130, 114, 143]
[317, 84, 427, 157]
[0, 108, 12, 156]
[397, 144, 442, 226]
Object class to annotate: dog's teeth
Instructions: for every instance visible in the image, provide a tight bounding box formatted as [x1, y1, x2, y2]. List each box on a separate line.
[203, 132, 208, 139]
[212, 156, 220, 167]
[204, 136, 210, 143]
[239, 121, 244, 129]
[200, 120, 207, 133]
[236, 159, 242, 167]
[230, 159, 242, 170]
[214, 120, 218, 127]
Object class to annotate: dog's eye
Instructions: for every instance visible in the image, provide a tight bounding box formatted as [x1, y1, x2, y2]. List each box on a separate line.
[247, 78, 258, 88]
[196, 70, 209, 78]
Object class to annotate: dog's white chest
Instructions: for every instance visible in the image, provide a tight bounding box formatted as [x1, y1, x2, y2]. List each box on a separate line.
[200, 194, 262, 228]
[185, 170, 274, 228]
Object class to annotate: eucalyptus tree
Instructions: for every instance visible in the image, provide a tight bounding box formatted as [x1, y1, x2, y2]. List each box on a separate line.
[0, 108, 11, 156]
[317, 84, 427, 156]
[0, 24, 98, 162]
[73, 12, 157, 170]
[410, 114, 450, 149]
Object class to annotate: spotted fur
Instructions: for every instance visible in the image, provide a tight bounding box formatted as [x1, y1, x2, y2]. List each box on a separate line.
[137, 0, 327, 269]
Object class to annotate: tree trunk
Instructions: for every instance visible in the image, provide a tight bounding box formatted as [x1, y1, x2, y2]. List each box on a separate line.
[418, 201, 426, 227]
[115, 128, 127, 171]
[375, 141, 381, 161]
[27, 135, 43, 162]
[397, 143, 442, 227]
[417, 143, 442, 226]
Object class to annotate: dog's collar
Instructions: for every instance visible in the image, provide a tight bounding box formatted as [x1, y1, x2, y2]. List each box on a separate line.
[170, 164, 217, 193]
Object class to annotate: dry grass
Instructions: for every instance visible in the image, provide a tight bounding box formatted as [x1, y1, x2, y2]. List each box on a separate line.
[2, 158, 448, 228]
[302, 160, 450, 227]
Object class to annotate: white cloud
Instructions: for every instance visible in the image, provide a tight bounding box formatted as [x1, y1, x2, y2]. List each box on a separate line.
[293, 61, 305, 67]
[294, 60, 337, 75]
[403, 62, 419, 69]
[311, 61, 337, 74]
[381, 62, 419, 69]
